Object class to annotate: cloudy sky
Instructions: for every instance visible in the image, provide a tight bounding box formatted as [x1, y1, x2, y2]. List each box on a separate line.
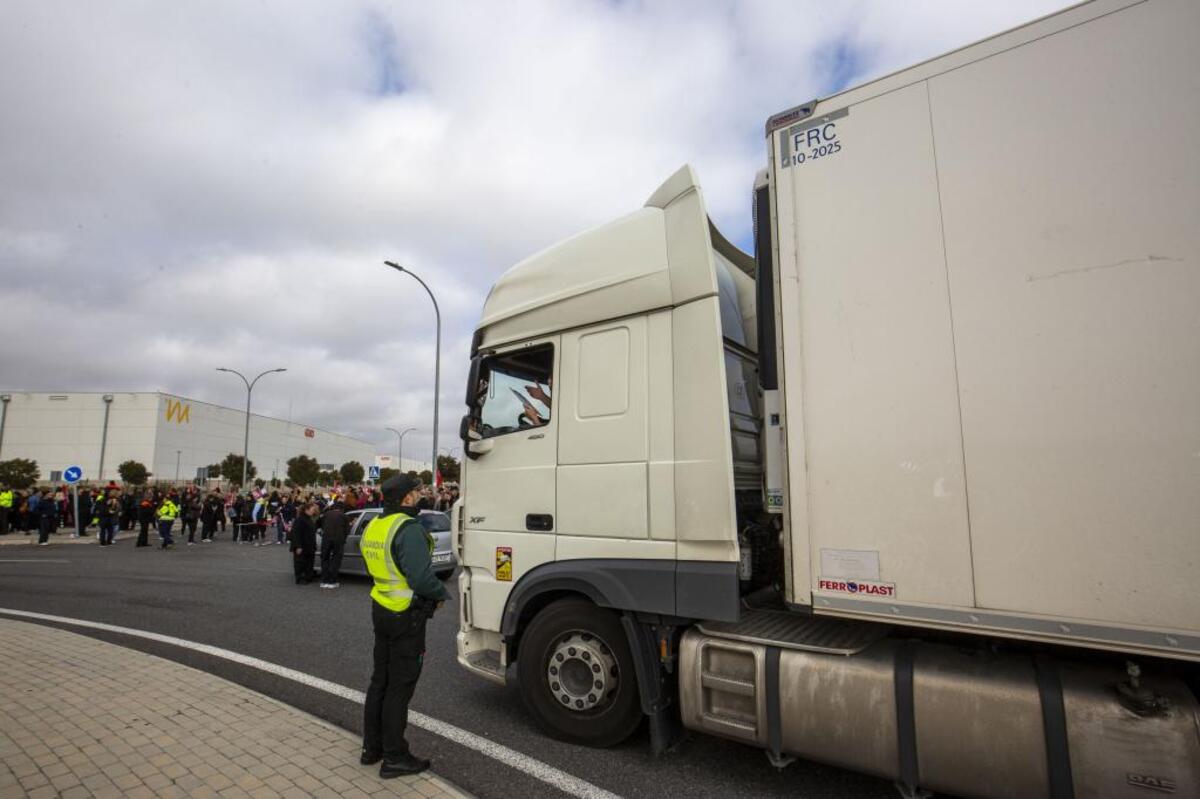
[1, 0, 1070, 464]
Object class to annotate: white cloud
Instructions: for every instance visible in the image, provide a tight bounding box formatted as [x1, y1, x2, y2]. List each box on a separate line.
[0, 0, 1071, 462]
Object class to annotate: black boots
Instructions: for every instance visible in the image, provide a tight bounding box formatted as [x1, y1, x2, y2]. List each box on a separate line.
[359, 749, 382, 766]
[379, 752, 430, 778]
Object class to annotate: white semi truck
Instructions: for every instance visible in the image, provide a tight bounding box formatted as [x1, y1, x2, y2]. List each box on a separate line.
[452, 0, 1200, 795]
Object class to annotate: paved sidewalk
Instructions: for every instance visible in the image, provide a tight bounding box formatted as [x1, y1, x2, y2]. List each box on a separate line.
[0, 619, 466, 799]
[0, 530, 136, 547]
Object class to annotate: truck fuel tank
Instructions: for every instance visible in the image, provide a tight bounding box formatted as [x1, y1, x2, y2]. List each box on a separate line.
[679, 623, 1199, 797]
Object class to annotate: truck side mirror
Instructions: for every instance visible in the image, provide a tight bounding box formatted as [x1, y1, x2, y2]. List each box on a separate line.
[465, 354, 483, 406]
[459, 414, 481, 443]
[467, 438, 494, 458]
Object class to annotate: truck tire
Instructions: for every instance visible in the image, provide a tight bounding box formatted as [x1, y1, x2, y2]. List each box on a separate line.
[517, 598, 643, 747]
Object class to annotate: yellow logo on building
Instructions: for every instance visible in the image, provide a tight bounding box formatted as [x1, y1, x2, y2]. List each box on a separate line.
[165, 399, 191, 424]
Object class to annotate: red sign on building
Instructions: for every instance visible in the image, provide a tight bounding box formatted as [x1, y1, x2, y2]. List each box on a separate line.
[304, 428, 315, 438]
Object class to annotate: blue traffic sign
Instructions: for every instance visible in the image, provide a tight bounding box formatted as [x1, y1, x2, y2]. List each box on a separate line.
[63, 465, 83, 484]
[368, 466, 381, 480]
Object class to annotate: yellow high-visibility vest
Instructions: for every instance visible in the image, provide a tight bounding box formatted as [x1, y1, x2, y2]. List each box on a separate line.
[157, 500, 179, 521]
[360, 512, 430, 612]
[0, 490, 12, 509]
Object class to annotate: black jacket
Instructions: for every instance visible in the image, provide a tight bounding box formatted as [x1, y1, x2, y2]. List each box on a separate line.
[200, 496, 222, 524]
[291, 513, 316, 554]
[321, 502, 350, 544]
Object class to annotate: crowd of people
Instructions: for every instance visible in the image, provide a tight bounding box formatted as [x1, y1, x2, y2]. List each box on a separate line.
[0, 481, 460, 551]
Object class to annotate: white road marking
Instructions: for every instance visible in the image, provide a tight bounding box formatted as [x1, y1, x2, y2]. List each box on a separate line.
[0, 559, 71, 563]
[0, 607, 620, 799]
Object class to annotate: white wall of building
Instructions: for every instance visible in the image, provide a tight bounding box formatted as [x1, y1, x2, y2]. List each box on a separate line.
[0, 392, 373, 485]
[373, 454, 431, 474]
[0, 393, 156, 481]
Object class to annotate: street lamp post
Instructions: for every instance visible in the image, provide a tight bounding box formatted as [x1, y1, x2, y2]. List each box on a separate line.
[98, 394, 114, 481]
[175, 450, 182, 482]
[384, 261, 441, 486]
[216, 367, 287, 488]
[0, 394, 10, 460]
[386, 426, 416, 472]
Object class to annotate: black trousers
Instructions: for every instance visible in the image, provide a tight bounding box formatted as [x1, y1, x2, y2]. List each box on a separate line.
[293, 550, 315, 583]
[183, 517, 198, 542]
[320, 538, 344, 584]
[201, 519, 215, 540]
[38, 517, 54, 544]
[0, 507, 9, 534]
[363, 601, 428, 760]
[136, 519, 152, 547]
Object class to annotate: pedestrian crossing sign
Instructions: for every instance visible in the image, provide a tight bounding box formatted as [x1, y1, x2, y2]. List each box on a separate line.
[368, 466, 381, 480]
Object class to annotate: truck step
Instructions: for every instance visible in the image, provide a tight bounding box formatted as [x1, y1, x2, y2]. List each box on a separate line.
[463, 650, 506, 684]
[697, 608, 887, 654]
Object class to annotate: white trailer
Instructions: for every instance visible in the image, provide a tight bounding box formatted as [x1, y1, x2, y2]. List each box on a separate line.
[453, 1, 1200, 795]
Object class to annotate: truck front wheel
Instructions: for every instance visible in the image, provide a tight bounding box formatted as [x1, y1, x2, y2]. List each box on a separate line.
[517, 598, 642, 747]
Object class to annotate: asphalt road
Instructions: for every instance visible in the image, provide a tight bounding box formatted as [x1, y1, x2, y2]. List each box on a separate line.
[0, 537, 896, 799]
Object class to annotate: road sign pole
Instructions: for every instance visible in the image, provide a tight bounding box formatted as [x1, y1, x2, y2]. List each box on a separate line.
[63, 465, 83, 537]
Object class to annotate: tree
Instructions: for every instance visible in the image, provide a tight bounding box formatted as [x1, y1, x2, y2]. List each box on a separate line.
[219, 453, 257, 485]
[316, 470, 338, 487]
[339, 461, 365, 484]
[287, 455, 321, 487]
[378, 467, 399, 482]
[204, 464, 222, 479]
[117, 460, 150, 486]
[418, 470, 432, 484]
[0, 458, 39, 490]
[436, 454, 460, 483]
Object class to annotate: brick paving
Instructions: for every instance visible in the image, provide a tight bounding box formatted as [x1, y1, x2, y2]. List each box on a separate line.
[0, 619, 467, 799]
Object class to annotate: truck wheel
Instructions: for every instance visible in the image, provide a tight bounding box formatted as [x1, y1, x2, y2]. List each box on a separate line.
[517, 598, 642, 747]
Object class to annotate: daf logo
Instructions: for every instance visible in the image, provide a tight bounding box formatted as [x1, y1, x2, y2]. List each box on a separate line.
[469, 516, 485, 525]
[1127, 773, 1177, 793]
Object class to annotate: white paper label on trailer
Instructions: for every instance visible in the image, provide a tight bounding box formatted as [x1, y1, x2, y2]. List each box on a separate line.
[819, 548, 880, 581]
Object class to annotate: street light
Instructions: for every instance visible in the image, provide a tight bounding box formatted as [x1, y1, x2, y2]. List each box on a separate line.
[384, 261, 440, 486]
[386, 426, 416, 472]
[216, 367, 287, 488]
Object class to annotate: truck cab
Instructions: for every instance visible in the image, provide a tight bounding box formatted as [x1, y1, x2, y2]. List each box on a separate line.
[453, 166, 775, 744]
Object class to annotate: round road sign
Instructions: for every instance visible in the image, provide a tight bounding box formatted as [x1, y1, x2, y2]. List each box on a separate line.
[63, 466, 83, 484]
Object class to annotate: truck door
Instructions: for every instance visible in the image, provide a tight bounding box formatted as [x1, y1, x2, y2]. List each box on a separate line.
[464, 338, 558, 536]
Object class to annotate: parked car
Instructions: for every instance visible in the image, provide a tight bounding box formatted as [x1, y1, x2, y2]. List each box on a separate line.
[322, 508, 455, 580]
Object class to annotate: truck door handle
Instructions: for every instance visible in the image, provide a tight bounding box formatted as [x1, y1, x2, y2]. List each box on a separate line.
[525, 514, 553, 532]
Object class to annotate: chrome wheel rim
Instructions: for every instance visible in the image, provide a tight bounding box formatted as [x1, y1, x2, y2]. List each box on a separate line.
[545, 631, 618, 712]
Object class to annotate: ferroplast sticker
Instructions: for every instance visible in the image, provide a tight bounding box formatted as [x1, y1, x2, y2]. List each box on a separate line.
[816, 578, 896, 598]
[495, 547, 512, 582]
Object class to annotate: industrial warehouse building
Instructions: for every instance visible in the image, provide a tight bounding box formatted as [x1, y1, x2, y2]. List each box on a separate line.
[0, 392, 373, 485]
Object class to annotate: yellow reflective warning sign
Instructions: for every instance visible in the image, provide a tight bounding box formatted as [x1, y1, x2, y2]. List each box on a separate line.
[496, 546, 512, 582]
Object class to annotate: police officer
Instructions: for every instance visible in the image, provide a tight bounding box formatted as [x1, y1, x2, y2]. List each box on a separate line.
[157, 492, 179, 550]
[359, 474, 448, 778]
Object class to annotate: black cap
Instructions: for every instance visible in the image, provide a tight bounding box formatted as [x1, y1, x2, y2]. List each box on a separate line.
[381, 473, 420, 504]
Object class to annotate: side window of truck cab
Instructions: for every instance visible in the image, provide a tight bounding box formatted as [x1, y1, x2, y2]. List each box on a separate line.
[475, 346, 554, 438]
